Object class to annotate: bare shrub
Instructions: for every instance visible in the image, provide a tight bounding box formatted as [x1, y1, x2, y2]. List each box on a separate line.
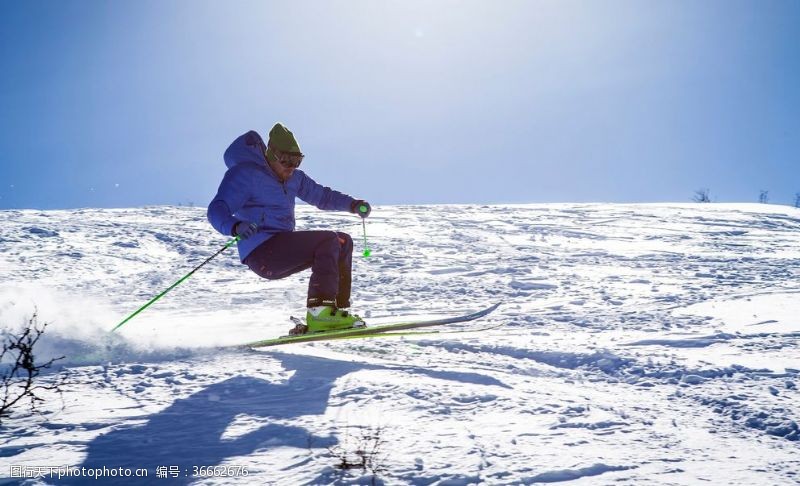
[0, 312, 67, 424]
[693, 188, 711, 203]
[327, 424, 388, 484]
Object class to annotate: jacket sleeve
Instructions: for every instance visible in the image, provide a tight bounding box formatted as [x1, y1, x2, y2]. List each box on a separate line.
[297, 172, 356, 211]
[207, 166, 252, 236]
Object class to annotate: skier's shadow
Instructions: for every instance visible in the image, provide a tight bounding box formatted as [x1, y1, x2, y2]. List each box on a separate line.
[62, 351, 508, 484]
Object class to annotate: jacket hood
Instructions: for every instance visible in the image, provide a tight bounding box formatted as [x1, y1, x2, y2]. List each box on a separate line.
[223, 131, 268, 170]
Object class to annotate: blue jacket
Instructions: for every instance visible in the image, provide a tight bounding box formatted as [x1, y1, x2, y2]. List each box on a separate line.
[207, 130, 356, 262]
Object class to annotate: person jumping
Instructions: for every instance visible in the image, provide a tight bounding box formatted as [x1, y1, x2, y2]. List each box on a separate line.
[207, 123, 371, 334]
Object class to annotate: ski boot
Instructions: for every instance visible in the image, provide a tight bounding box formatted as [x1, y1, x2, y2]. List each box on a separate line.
[306, 306, 366, 333]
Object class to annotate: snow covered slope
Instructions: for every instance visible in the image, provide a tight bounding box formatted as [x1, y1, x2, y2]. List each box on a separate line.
[1, 203, 799, 485]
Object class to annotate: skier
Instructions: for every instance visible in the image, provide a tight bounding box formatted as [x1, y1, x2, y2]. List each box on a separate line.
[207, 123, 371, 334]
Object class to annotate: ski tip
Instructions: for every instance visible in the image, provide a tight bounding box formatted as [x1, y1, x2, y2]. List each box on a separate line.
[475, 302, 502, 316]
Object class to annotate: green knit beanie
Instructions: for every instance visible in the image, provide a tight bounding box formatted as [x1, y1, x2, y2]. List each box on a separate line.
[268, 123, 302, 155]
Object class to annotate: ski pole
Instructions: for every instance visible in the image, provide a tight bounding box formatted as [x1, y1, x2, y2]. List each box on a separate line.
[353, 202, 372, 257]
[360, 219, 371, 257]
[111, 236, 240, 332]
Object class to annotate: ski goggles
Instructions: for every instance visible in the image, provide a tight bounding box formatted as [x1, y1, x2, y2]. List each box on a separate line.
[268, 145, 304, 169]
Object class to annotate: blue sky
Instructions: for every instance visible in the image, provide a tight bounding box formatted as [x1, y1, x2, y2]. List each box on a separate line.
[1, 0, 798, 209]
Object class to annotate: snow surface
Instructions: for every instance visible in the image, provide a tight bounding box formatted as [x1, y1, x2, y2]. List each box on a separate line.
[1, 203, 799, 485]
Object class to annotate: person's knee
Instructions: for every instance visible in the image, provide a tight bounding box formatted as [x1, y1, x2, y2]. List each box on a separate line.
[337, 232, 353, 249]
[313, 231, 341, 257]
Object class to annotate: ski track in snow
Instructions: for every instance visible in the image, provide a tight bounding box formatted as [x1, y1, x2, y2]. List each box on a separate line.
[1, 203, 799, 485]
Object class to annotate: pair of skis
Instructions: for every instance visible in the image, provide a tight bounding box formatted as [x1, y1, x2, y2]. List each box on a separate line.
[238, 303, 501, 348]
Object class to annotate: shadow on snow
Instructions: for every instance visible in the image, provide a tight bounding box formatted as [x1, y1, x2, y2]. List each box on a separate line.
[57, 351, 508, 484]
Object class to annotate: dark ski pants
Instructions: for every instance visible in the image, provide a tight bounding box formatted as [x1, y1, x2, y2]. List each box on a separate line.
[244, 231, 353, 308]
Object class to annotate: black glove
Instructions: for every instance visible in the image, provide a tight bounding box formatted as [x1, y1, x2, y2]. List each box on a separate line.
[350, 200, 371, 219]
[233, 221, 258, 240]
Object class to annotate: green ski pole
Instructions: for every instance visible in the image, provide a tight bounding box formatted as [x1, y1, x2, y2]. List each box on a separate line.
[111, 236, 240, 332]
[361, 218, 371, 258]
[354, 202, 371, 258]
